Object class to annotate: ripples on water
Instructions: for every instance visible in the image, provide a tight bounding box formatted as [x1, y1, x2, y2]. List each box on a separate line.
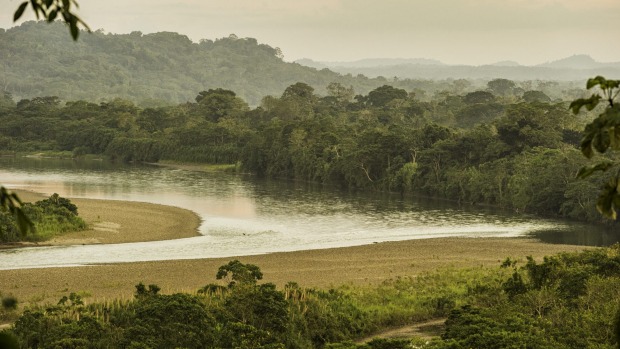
[0, 157, 611, 269]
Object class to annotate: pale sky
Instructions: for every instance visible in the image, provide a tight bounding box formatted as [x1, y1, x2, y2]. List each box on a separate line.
[2, 0, 619, 66]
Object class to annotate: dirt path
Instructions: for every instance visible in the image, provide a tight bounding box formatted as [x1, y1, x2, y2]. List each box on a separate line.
[357, 318, 446, 343]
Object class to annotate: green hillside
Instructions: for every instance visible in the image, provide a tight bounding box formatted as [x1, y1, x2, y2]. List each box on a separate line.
[0, 21, 452, 106]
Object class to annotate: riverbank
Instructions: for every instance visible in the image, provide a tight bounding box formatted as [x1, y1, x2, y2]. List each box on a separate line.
[11, 189, 201, 245]
[0, 189, 592, 306]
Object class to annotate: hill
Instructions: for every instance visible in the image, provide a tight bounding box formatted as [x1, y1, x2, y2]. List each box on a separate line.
[2, 21, 616, 106]
[537, 54, 620, 69]
[1, 21, 424, 106]
[298, 55, 620, 81]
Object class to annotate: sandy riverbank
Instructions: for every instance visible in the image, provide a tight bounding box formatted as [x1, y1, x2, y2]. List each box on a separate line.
[0, 189, 592, 306]
[11, 189, 201, 245]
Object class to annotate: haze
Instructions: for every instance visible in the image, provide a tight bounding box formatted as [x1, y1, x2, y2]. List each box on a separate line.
[2, 0, 620, 66]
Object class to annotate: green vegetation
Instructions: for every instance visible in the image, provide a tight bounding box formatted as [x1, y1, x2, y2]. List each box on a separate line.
[4, 249, 619, 348]
[0, 75, 609, 223]
[0, 193, 85, 242]
[570, 76, 620, 218]
[0, 22, 585, 107]
[12, 0, 89, 40]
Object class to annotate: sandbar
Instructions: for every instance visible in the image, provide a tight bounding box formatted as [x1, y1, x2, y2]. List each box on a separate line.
[0, 189, 591, 306]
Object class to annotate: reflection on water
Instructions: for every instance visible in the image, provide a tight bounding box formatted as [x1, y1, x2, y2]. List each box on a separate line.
[530, 228, 620, 247]
[0, 157, 614, 269]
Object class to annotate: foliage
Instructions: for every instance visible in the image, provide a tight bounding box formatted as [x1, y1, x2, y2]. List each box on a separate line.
[0, 75, 609, 224]
[8, 249, 620, 348]
[0, 187, 34, 238]
[13, 0, 89, 40]
[0, 22, 584, 107]
[216, 259, 263, 286]
[0, 193, 85, 242]
[570, 76, 620, 219]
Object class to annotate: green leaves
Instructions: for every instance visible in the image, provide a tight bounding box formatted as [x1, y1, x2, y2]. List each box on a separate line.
[13, 2, 28, 21]
[216, 260, 264, 286]
[13, 0, 89, 40]
[571, 76, 620, 220]
[569, 94, 601, 114]
[596, 176, 620, 219]
[576, 162, 613, 179]
[0, 186, 34, 237]
[587, 76, 620, 91]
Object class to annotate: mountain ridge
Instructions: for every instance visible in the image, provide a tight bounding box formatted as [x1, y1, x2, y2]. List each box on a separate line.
[1, 21, 618, 105]
[297, 54, 620, 70]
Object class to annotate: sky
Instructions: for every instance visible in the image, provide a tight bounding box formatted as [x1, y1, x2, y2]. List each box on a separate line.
[2, 0, 620, 66]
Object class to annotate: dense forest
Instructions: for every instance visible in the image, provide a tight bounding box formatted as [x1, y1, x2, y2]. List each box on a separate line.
[0, 21, 589, 106]
[2, 249, 620, 348]
[0, 75, 610, 223]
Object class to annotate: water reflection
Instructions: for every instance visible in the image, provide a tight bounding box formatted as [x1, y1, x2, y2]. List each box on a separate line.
[0, 157, 613, 269]
[530, 228, 620, 247]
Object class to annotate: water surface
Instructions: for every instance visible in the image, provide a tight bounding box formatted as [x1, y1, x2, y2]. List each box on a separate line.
[0, 157, 610, 269]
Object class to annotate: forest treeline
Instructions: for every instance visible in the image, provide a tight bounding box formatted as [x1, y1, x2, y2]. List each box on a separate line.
[0, 21, 587, 106]
[3, 248, 620, 348]
[0, 78, 610, 222]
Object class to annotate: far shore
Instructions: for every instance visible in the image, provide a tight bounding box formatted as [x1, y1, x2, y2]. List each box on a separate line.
[0, 188, 593, 306]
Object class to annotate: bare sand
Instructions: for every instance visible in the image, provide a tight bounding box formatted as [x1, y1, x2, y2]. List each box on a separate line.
[0, 189, 592, 306]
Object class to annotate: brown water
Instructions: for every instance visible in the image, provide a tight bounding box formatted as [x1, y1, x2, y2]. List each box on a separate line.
[0, 157, 612, 269]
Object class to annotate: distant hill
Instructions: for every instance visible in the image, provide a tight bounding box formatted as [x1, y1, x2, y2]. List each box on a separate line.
[537, 54, 620, 69]
[490, 60, 521, 67]
[297, 55, 620, 81]
[1, 22, 617, 105]
[297, 58, 445, 68]
[1, 21, 432, 106]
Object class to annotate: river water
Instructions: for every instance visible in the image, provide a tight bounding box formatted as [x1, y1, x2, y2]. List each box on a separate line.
[0, 157, 615, 269]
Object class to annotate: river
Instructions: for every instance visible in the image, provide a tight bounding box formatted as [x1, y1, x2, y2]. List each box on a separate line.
[0, 157, 615, 269]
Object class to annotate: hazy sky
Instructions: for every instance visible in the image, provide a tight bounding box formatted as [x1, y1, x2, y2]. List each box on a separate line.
[2, 0, 619, 65]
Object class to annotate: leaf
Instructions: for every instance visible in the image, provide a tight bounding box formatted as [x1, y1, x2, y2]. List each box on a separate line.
[611, 126, 620, 150]
[569, 99, 587, 114]
[29, 0, 40, 19]
[48, 9, 57, 22]
[70, 21, 79, 40]
[592, 129, 610, 154]
[13, 2, 29, 21]
[580, 139, 594, 158]
[601, 79, 620, 91]
[587, 76, 607, 90]
[15, 209, 34, 237]
[569, 95, 601, 114]
[597, 178, 620, 219]
[576, 162, 613, 179]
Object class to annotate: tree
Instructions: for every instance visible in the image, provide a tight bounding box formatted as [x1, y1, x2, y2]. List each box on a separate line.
[326, 82, 354, 103]
[216, 260, 264, 286]
[522, 90, 551, 103]
[366, 85, 408, 108]
[194, 88, 249, 122]
[463, 90, 495, 104]
[570, 76, 620, 219]
[487, 78, 516, 97]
